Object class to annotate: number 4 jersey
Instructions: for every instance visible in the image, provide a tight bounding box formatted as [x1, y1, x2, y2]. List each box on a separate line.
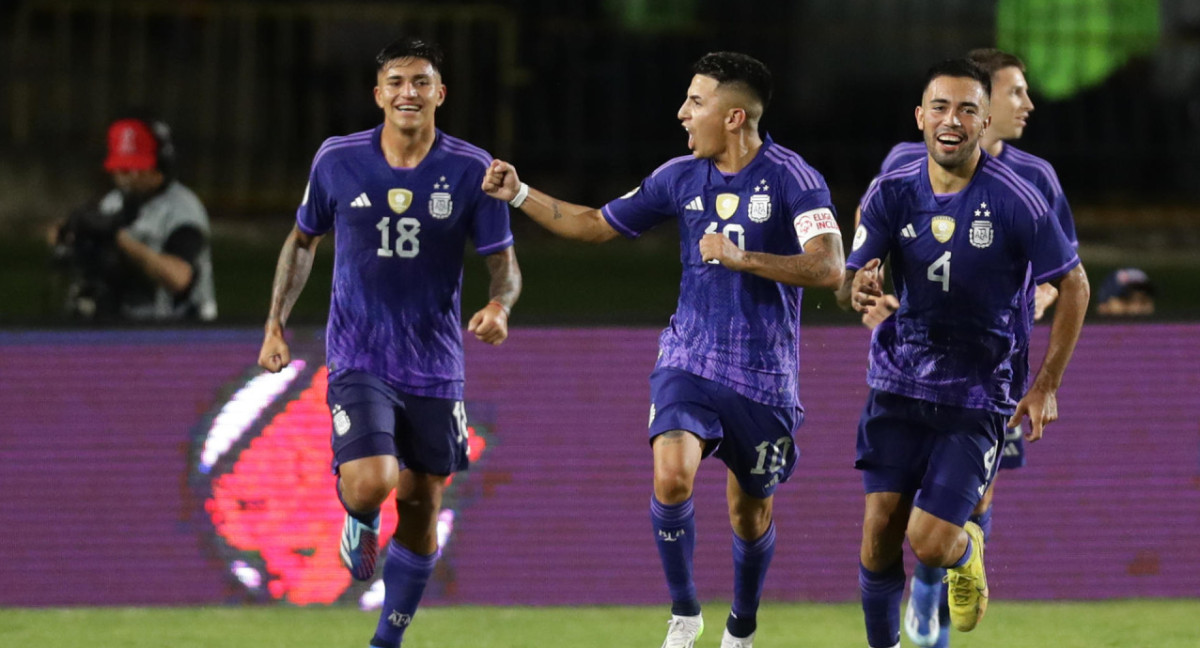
[601, 135, 839, 409]
[296, 126, 514, 399]
[847, 151, 1079, 415]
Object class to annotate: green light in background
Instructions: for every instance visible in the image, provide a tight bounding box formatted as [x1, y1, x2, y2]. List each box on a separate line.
[998, 0, 1160, 100]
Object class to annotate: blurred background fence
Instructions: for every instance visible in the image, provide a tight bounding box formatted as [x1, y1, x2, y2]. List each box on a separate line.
[1, 0, 1198, 324]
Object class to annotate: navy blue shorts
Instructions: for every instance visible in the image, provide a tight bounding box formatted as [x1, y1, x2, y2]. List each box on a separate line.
[855, 389, 1004, 526]
[648, 367, 803, 499]
[326, 370, 469, 476]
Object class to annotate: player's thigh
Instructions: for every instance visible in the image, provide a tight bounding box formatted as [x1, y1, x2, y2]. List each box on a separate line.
[854, 389, 934, 497]
[710, 383, 801, 499]
[395, 394, 469, 476]
[327, 369, 401, 473]
[914, 407, 1005, 527]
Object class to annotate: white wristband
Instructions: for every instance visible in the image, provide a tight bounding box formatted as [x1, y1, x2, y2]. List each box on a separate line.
[508, 182, 530, 209]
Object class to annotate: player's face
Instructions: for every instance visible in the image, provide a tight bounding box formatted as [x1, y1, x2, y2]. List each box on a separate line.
[374, 57, 445, 132]
[677, 74, 730, 159]
[917, 75, 991, 170]
[110, 168, 163, 197]
[989, 66, 1034, 141]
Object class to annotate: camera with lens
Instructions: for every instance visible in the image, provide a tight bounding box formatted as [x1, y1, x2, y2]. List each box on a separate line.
[51, 196, 139, 319]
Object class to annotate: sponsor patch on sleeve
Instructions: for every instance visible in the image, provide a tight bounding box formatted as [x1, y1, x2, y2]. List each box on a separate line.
[793, 207, 840, 246]
[852, 225, 867, 251]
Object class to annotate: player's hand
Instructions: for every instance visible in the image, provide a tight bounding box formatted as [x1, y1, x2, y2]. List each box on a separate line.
[258, 325, 292, 373]
[850, 258, 885, 313]
[1008, 383, 1058, 442]
[482, 159, 521, 203]
[861, 294, 899, 330]
[1033, 283, 1058, 321]
[699, 232, 746, 268]
[468, 302, 509, 346]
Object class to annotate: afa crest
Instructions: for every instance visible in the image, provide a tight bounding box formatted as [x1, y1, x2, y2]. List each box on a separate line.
[388, 188, 413, 214]
[931, 216, 955, 243]
[429, 192, 453, 219]
[969, 220, 993, 248]
[748, 195, 771, 223]
[716, 193, 740, 220]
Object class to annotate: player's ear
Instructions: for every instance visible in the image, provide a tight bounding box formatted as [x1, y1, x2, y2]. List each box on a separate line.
[374, 85, 385, 110]
[436, 82, 447, 107]
[725, 107, 746, 131]
[914, 105, 924, 132]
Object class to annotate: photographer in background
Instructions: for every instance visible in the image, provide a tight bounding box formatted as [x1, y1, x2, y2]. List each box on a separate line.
[52, 117, 217, 322]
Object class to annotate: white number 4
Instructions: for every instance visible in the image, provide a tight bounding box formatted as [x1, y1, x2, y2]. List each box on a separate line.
[927, 251, 951, 292]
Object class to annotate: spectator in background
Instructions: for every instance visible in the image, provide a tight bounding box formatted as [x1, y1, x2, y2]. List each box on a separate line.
[1095, 268, 1155, 316]
[51, 117, 217, 322]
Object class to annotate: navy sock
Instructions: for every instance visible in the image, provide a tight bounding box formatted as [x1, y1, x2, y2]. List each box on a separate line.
[860, 561, 904, 648]
[727, 522, 775, 638]
[369, 542, 438, 648]
[950, 536, 974, 568]
[651, 495, 700, 617]
[970, 506, 993, 544]
[913, 561, 944, 586]
[337, 478, 380, 527]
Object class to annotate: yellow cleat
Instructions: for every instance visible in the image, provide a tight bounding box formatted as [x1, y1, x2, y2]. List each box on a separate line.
[944, 521, 989, 632]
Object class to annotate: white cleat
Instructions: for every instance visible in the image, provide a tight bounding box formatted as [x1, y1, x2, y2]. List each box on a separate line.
[721, 627, 755, 648]
[661, 614, 704, 648]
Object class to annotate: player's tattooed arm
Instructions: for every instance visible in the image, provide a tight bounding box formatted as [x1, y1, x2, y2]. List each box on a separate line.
[705, 232, 845, 289]
[483, 159, 619, 243]
[484, 246, 522, 313]
[259, 225, 322, 372]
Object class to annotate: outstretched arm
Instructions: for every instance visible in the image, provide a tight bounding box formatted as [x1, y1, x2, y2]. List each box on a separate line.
[467, 246, 522, 346]
[1009, 263, 1089, 440]
[258, 225, 322, 372]
[482, 159, 620, 244]
[699, 232, 845, 289]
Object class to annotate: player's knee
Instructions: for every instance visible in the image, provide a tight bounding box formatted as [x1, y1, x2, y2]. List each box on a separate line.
[728, 502, 771, 539]
[653, 469, 694, 504]
[339, 474, 393, 511]
[909, 534, 956, 567]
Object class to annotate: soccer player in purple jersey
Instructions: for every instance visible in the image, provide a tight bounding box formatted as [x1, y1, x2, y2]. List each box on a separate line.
[483, 52, 844, 648]
[257, 38, 521, 648]
[836, 59, 1088, 648]
[861, 49, 1079, 648]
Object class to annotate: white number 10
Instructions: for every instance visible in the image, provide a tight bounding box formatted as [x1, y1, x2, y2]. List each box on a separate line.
[927, 251, 951, 292]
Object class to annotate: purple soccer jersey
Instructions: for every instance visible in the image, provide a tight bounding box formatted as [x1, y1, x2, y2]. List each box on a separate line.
[848, 152, 1079, 415]
[601, 135, 838, 408]
[879, 141, 1077, 247]
[297, 126, 514, 399]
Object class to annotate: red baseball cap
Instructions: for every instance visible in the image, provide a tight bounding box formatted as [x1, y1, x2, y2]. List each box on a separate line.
[104, 118, 158, 171]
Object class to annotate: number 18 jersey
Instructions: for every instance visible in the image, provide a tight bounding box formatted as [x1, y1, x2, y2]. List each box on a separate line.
[296, 126, 514, 399]
[847, 152, 1079, 414]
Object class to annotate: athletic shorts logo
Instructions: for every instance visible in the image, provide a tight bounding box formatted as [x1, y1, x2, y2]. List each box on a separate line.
[621, 186, 640, 199]
[388, 188, 413, 214]
[648, 403, 656, 427]
[716, 193, 740, 220]
[931, 216, 955, 243]
[332, 405, 351, 436]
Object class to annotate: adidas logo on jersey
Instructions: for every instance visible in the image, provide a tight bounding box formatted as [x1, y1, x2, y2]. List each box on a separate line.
[901, 223, 916, 238]
[350, 193, 372, 208]
[684, 196, 704, 211]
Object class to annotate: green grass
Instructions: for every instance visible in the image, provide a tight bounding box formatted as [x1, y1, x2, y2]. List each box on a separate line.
[1, 600, 1196, 647]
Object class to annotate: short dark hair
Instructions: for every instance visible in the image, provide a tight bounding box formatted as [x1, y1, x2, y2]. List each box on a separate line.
[376, 37, 444, 75]
[923, 58, 991, 99]
[692, 51, 773, 111]
[967, 48, 1026, 78]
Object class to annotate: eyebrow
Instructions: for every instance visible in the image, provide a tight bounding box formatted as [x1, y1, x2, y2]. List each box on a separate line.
[929, 98, 980, 109]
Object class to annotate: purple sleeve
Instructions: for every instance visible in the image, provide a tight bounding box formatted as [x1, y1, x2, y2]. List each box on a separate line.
[295, 164, 333, 236]
[1017, 202, 1080, 284]
[471, 186, 514, 255]
[846, 181, 891, 270]
[600, 170, 676, 239]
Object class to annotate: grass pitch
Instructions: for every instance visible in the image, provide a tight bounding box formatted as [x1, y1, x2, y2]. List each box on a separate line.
[1, 600, 1195, 647]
